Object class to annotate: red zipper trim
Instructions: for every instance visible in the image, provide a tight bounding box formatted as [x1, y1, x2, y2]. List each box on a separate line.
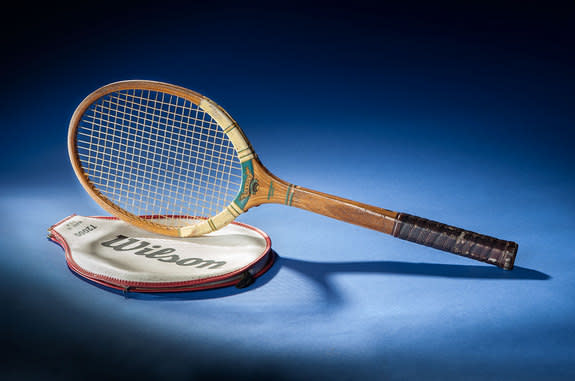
[49, 215, 274, 292]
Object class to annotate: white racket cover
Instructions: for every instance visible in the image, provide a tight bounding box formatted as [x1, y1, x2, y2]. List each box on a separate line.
[48, 215, 274, 293]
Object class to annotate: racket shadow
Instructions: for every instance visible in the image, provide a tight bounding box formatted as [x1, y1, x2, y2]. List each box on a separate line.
[278, 256, 550, 306]
[280, 257, 549, 281]
[84, 251, 548, 301]
[281, 258, 551, 280]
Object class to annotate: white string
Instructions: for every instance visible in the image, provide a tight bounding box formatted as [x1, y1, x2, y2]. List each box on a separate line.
[76, 89, 243, 227]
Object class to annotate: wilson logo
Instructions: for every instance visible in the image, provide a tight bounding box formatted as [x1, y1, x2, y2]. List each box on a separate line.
[100, 235, 226, 269]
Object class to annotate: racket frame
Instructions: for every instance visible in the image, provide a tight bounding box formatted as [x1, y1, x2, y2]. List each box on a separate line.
[68, 80, 254, 237]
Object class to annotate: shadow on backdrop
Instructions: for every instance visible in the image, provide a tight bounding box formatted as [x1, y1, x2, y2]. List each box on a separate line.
[82, 250, 549, 302]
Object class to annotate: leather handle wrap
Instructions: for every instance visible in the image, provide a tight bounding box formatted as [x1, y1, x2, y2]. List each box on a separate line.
[392, 213, 518, 270]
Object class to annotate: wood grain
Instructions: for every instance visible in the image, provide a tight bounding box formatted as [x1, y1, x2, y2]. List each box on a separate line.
[245, 157, 517, 269]
[245, 157, 398, 234]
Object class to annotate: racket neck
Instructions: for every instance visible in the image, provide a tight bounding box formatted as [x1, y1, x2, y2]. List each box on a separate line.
[245, 158, 399, 234]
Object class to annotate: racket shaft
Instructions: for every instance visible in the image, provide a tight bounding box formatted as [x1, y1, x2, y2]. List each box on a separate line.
[289, 186, 517, 269]
[290, 186, 399, 234]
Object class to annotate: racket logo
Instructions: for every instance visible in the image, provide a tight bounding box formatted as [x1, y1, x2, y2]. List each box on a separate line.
[238, 166, 259, 201]
[100, 235, 226, 269]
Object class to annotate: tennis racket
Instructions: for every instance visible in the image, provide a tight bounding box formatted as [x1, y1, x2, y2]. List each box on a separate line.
[68, 80, 518, 270]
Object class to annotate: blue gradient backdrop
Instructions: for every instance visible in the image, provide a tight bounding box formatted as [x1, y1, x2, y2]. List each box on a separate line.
[2, 3, 574, 380]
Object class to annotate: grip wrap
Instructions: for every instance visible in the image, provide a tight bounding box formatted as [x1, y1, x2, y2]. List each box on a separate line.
[392, 213, 518, 270]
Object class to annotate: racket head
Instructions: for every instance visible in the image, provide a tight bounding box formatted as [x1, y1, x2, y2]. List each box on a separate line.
[68, 80, 256, 237]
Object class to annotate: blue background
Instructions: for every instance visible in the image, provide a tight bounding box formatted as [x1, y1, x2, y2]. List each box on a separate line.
[2, 2, 574, 380]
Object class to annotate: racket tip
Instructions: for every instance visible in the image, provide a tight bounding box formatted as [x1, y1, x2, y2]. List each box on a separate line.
[501, 241, 519, 270]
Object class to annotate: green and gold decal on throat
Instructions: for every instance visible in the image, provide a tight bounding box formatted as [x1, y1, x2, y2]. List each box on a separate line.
[234, 159, 258, 209]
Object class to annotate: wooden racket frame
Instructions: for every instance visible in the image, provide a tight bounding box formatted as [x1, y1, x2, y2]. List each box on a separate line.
[69, 80, 518, 270]
[68, 80, 255, 237]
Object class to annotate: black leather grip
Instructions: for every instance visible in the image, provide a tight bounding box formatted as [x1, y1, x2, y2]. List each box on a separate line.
[392, 213, 518, 270]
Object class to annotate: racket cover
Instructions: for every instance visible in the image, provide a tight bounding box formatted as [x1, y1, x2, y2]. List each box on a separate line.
[48, 215, 274, 293]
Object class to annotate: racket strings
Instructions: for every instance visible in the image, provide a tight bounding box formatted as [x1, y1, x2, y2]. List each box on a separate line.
[76, 89, 242, 227]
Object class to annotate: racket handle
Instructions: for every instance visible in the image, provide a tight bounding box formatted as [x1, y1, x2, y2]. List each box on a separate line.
[392, 213, 518, 270]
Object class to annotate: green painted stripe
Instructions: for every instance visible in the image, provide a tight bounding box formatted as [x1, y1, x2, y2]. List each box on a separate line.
[288, 185, 296, 206]
[207, 218, 217, 232]
[228, 203, 242, 216]
[267, 180, 275, 200]
[234, 201, 244, 214]
[284, 184, 293, 205]
[226, 206, 238, 217]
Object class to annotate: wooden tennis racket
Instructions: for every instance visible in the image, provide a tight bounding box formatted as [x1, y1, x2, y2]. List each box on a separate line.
[68, 80, 518, 270]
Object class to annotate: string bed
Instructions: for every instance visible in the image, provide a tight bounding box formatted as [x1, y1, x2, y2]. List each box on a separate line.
[75, 89, 243, 227]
